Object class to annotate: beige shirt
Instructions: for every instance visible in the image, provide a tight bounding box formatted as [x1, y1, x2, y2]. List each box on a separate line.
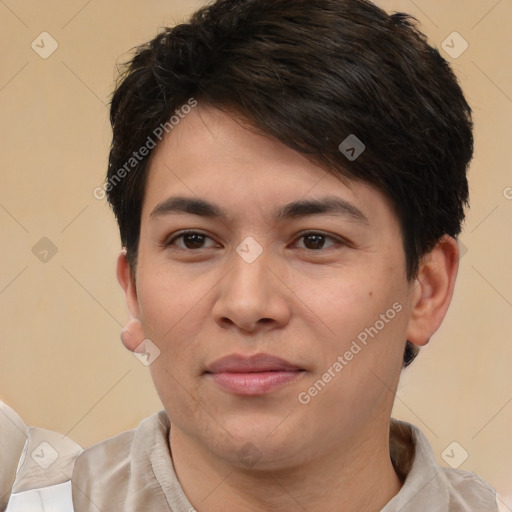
[72, 410, 499, 512]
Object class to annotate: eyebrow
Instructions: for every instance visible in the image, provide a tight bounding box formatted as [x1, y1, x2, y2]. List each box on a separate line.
[150, 196, 369, 225]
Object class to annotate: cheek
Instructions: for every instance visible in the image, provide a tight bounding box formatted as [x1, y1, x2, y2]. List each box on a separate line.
[149, 356, 208, 440]
[140, 272, 209, 421]
[136, 275, 213, 383]
[289, 269, 383, 335]
[138, 264, 208, 332]
[291, 264, 408, 362]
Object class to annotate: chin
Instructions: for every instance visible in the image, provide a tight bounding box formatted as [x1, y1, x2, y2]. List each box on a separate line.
[216, 414, 306, 463]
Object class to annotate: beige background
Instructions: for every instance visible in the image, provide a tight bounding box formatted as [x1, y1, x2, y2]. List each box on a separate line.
[0, 0, 511, 508]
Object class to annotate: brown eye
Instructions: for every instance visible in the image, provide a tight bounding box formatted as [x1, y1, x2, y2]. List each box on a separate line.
[167, 231, 217, 250]
[181, 233, 207, 249]
[303, 234, 326, 249]
[295, 232, 339, 250]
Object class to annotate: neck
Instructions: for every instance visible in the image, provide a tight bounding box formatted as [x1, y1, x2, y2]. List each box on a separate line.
[170, 420, 403, 512]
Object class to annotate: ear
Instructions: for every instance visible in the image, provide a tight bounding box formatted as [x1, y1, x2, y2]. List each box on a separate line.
[406, 235, 459, 347]
[116, 250, 144, 352]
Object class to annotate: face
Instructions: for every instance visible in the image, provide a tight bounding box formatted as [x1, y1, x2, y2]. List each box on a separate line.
[122, 104, 420, 469]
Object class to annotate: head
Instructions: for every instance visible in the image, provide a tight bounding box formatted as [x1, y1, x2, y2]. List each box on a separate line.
[110, 0, 472, 470]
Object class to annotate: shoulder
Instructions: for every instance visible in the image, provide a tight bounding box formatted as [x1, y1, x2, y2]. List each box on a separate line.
[386, 418, 499, 512]
[72, 410, 173, 512]
[72, 428, 135, 493]
[439, 466, 500, 511]
[72, 410, 169, 477]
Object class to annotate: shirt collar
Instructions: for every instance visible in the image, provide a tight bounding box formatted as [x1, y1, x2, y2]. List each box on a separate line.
[148, 412, 498, 512]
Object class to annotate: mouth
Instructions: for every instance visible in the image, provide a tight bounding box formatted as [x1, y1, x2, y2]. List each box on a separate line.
[204, 353, 305, 396]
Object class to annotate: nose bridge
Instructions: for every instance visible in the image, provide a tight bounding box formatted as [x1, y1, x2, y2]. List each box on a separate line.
[213, 241, 290, 331]
[226, 245, 273, 302]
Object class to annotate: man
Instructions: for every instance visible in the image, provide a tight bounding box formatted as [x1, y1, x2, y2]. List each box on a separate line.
[71, 0, 499, 510]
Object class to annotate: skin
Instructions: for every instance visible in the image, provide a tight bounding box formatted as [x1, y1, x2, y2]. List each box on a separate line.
[117, 104, 459, 512]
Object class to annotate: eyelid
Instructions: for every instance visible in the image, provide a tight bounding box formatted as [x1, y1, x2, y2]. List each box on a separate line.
[162, 229, 220, 249]
[160, 229, 351, 251]
[291, 230, 351, 249]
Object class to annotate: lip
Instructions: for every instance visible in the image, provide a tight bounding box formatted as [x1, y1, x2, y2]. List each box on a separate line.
[206, 353, 302, 374]
[205, 353, 305, 396]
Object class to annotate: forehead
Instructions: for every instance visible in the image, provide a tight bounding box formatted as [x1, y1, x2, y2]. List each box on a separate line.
[148, 104, 339, 188]
[141, 104, 398, 230]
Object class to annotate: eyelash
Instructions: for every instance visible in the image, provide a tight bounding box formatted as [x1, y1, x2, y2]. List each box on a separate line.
[163, 230, 347, 251]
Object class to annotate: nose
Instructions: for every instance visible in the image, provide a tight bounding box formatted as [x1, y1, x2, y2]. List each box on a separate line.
[212, 248, 291, 334]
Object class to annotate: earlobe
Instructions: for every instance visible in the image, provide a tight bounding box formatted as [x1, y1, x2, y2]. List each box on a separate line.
[121, 318, 145, 352]
[406, 235, 459, 347]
